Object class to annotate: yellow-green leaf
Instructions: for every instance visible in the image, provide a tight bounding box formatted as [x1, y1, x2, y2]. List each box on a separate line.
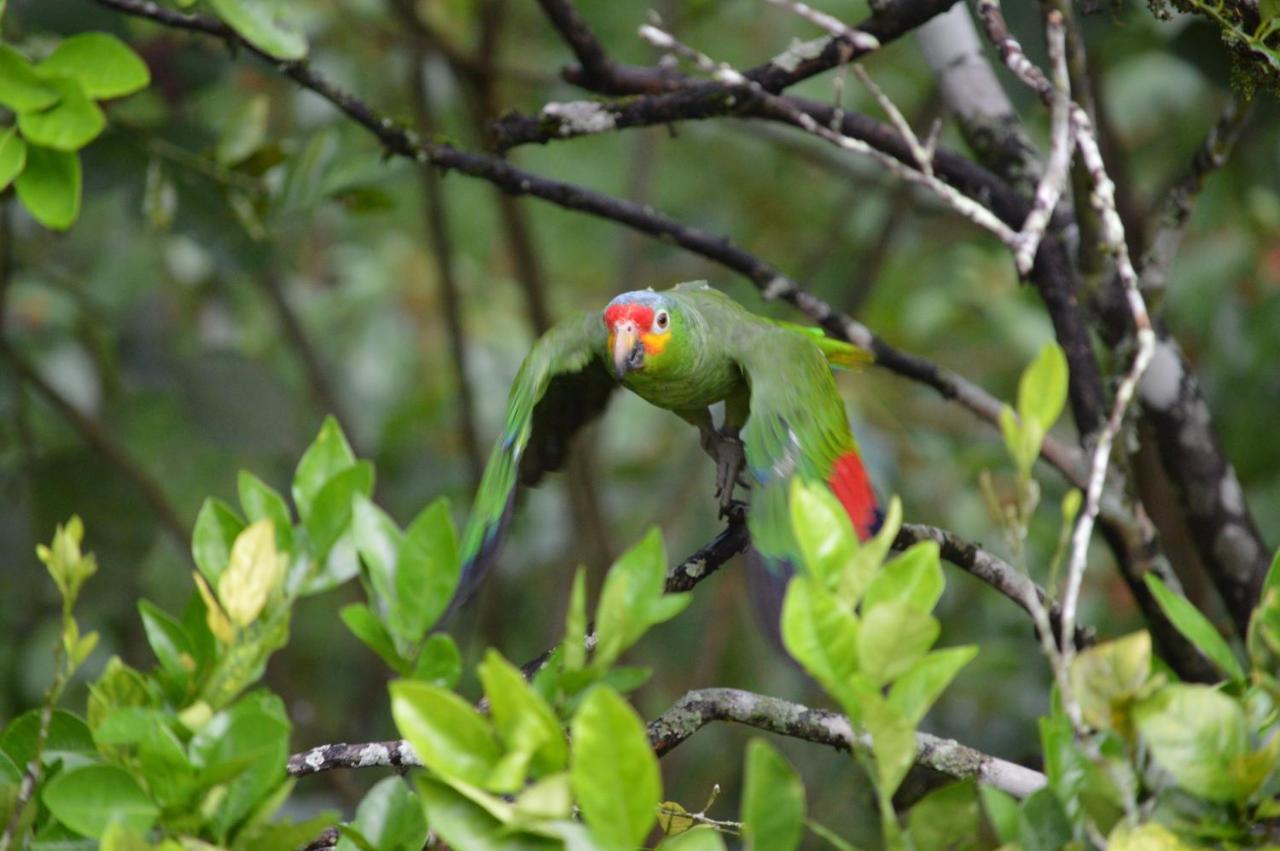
[17, 77, 105, 151]
[0, 128, 26, 190]
[36, 33, 150, 99]
[217, 519, 286, 627]
[14, 144, 81, 230]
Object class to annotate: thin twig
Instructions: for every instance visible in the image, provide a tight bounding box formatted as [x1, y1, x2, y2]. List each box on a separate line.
[1012, 13, 1073, 277]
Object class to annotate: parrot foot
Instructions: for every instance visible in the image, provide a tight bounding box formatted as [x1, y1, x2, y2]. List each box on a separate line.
[712, 431, 747, 518]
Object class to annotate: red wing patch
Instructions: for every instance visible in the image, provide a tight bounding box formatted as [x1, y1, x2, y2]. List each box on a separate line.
[829, 451, 878, 541]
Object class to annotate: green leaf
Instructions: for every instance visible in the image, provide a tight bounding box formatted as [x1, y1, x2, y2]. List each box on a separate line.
[188, 693, 291, 835]
[593, 528, 689, 673]
[888, 645, 978, 726]
[788, 478, 858, 590]
[340, 603, 407, 673]
[208, 0, 308, 60]
[42, 764, 159, 838]
[658, 827, 728, 850]
[1106, 822, 1197, 850]
[0, 44, 58, 112]
[17, 77, 105, 151]
[36, 33, 150, 99]
[137, 599, 196, 681]
[1016, 788, 1072, 851]
[563, 567, 588, 673]
[2, 709, 95, 772]
[34, 515, 97, 606]
[858, 602, 939, 686]
[0, 128, 26, 191]
[335, 777, 427, 851]
[479, 650, 568, 779]
[853, 680, 916, 797]
[1143, 574, 1244, 681]
[305, 461, 374, 561]
[862, 541, 944, 614]
[979, 785, 1019, 845]
[741, 739, 805, 851]
[14, 144, 81, 230]
[413, 633, 462, 687]
[1017, 341, 1068, 433]
[571, 686, 661, 850]
[906, 780, 979, 851]
[390, 679, 503, 790]
[1000, 404, 1040, 476]
[292, 415, 357, 519]
[237, 471, 293, 555]
[395, 498, 459, 637]
[217, 519, 286, 627]
[1134, 683, 1271, 803]
[417, 777, 560, 851]
[192, 498, 246, 585]
[1069, 630, 1154, 735]
[217, 93, 270, 166]
[781, 576, 859, 705]
[351, 492, 403, 612]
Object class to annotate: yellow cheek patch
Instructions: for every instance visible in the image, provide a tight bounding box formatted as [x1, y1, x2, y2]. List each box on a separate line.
[642, 331, 671, 356]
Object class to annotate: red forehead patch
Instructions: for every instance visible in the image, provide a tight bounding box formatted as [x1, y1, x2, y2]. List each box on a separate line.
[604, 303, 655, 330]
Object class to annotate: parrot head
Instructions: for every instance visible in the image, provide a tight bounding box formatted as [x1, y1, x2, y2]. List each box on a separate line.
[603, 290, 677, 380]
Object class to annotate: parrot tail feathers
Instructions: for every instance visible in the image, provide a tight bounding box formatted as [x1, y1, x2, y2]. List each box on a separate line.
[829, 450, 879, 541]
[745, 548, 794, 656]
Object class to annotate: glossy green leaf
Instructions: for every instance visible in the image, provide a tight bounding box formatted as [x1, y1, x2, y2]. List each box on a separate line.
[1144, 573, 1244, 681]
[741, 738, 805, 851]
[0, 128, 26, 190]
[340, 602, 406, 674]
[292, 415, 357, 519]
[781, 576, 859, 704]
[351, 493, 403, 613]
[417, 777, 560, 851]
[36, 33, 150, 99]
[2, 709, 95, 772]
[888, 645, 978, 725]
[480, 650, 568, 779]
[1017, 341, 1068, 433]
[237, 470, 293, 554]
[1134, 683, 1271, 803]
[413, 633, 462, 687]
[862, 540, 944, 614]
[42, 764, 159, 838]
[305, 461, 374, 562]
[188, 693, 291, 834]
[395, 497, 458, 637]
[571, 686, 661, 850]
[208, 0, 308, 60]
[18, 77, 105, 151]
[137, 599, 195, 681]
[390, 679, 503, 789]
[789, 477, 857, 589]
[593, 527, 689, 672]
[14, 144, 81, 230]
[858, 602, 939, 686]
[0, 44, 58, 112]
[192, 497, 245, 585]
[334, 777, 426, 851]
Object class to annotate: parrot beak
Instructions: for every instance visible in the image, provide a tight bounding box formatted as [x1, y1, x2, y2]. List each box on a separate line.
[611, 322, 645, 379]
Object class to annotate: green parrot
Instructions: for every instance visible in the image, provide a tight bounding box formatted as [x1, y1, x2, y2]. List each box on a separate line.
[451, 281, 880, 609]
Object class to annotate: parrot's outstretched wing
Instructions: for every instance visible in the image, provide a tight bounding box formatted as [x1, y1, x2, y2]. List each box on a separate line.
[733, 329, 879, 563]
[449, 311, 613, 613]
[762, 318, 874, 370]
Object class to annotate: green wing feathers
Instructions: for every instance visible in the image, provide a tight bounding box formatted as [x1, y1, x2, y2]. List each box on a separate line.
[450, 311, 612, 611]
[764, 317, 873, 370]
[734, 329, 879, 562]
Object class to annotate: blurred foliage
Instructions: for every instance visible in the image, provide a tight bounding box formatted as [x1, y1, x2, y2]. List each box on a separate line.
[1, 0, 1279, 846]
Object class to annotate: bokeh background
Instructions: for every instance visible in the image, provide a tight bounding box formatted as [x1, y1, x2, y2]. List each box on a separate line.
[2, 0, 1278, 842]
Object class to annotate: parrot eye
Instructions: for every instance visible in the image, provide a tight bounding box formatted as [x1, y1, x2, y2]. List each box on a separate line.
[655, 310, 670, 331]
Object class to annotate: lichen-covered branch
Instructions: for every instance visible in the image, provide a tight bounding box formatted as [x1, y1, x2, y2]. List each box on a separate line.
[647, 688, 1047, 799]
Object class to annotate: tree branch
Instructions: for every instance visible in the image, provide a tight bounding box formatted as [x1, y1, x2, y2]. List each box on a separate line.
[287, 687, 1047, 801]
